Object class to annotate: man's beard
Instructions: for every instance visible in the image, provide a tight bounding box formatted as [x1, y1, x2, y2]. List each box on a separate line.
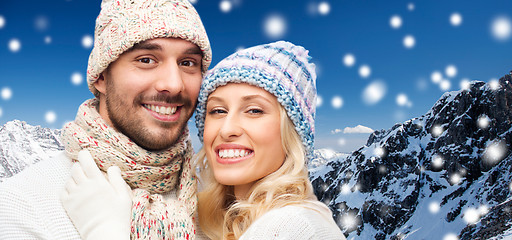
[105, 84, 193, 151]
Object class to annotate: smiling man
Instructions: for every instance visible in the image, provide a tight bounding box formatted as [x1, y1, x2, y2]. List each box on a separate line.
[0, 0, 211, 239]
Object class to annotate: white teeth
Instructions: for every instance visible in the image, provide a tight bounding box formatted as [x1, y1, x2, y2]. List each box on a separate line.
[218, 149, 251, 159]
[144, 104, 177, 116]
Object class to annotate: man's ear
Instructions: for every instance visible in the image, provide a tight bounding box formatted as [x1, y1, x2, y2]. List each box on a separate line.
[94, 73, 107, 94]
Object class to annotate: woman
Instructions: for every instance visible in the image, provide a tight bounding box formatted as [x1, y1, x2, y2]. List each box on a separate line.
[61, 41, 345, 239]
[194, 41, 344, 239]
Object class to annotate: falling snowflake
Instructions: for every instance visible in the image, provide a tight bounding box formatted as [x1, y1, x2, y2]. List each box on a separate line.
[264, 14, 286, 39]
[483, 141, 507, 165]
[477, 115, 490, 129]
[478, 205, 489, 216]
[359, 64, 371, 78]
[374, 146, 385, 157]
[440, 79, 451, 91]
[340, 184, 351, 195]
[396, 93, 412, 107]
[318, 2, 331, 15]
[45, 111, 57, 124]
[431, 71, 443, 83]
[450, 13, 463, 27]
[407, 3, 415, 11]
[0, 15, 5, 29]
[338, 138, 347, 146]
[34, 15, 49, 31]
[1, 87, 13, 100]
[445, 65, 457, 78]
[403, 35, 415, 48]
[81, 35, 93, 49]
[378, 165, 387, 174]
[429, 201, 441, 214]
[8, 38, 21, 53]
[491, 16, 511, 41]
[71, 72, 83, 86]
[443, 233, 459, 240]
[390, 15, 402, 29]
[340, 213, 359, 230]
[431, 125, 444, 137]
[362, 80, 387, 105]
[44, 36, 52, 44]
[450, 173, 462, 185]
[219, 0, 232, 13]
[460, 78, 471, 90]
[331, 96, 344, 109]
[343, 53, 356, 67]
[432, 155, 444, 169]
[489, 78, 500, 90]
[316, 95, 323, 107]
[463, 207, 480, 224]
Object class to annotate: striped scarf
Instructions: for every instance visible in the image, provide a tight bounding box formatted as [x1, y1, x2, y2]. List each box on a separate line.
[61, 98, 197, 240]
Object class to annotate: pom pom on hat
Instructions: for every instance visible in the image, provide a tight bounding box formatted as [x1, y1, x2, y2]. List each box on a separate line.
[195, 41, 317, 158]
[87, 0, 212, 96]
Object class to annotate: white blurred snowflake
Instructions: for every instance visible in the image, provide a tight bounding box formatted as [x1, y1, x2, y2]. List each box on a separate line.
[396, 93, 412, 107]
[71, 72, 83, 86]
[431, 71, 443, 84]
[0, 15, 5, 29]
[477, 115, 490, 129]
[1, 87, 12, 100]
[443, 233, 459, 240]
[340, 213, 358, 229]
[316, 95, 323, 107]
[264, 14, 286, 39]
[343, 53, 355, 67]
[34, 15, 49, 31]
[463, 207, 480, 224]
[407, 3, 415, 11]
[450, 13, 463, 27]
[82, 35, 93, 49]
[440, 79, 451, 91]
[340, 184, 351, 195]
[359, 64, 371, 78]
[331, 96, 343, 109]
[220, 0, 232, 13]
[429, 201, 441, 214]
[338, 138, 347, 146]
[483, 141, 507, 165]
[460, 78, 471, 90]
[44, 36, 52, 44]
[450, 173, 461, 185]
[8, 38, 21, 53]
[0, 107, 3, 118]
[445, 65, 457, 78]
[362, 80, 387, 105]
[403, 35, 415, 48]
[432, 155, 444, 169]
[374, 146, 385, 157]
[318, 2, 331, 15]
[45, 111, 57, 124]
[489, 78, 500, 90]
[431, 125, 444, 137]
[491, 16, 511, 41]
[390, 15, 402, 29]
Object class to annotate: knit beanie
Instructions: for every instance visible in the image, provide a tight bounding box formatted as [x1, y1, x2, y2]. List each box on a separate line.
[195, 41, 317, 158]
[86, 0, 212, 96]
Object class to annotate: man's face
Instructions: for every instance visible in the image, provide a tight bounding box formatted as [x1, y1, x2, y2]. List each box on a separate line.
[94, 38, 203, 151]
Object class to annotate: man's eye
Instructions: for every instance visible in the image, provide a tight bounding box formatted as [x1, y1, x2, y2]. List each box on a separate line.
[138, 58, 155, 64]
[180, 60, 196, 67]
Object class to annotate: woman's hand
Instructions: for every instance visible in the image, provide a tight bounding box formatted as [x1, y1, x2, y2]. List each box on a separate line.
[61, 150, 132, 240]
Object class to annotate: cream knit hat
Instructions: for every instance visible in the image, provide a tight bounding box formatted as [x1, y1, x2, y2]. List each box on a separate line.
[86, 0, 212, 96]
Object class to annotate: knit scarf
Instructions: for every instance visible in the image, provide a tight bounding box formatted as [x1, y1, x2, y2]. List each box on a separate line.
[61, 99, 197, 240]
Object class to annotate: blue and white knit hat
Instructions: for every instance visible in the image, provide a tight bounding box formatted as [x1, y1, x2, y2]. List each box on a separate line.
[195, 41, 317, 158]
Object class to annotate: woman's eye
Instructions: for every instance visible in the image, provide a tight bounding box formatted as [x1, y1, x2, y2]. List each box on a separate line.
[247, 108, 264, 114]
[138, 58, 155, 64]
[208, 109, 227, 115]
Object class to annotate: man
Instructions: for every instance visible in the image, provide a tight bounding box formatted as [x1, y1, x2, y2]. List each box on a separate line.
[0, 0, 211, 239]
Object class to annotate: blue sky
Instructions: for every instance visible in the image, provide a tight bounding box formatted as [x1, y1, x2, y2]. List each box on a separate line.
[0, 0, 511, 153]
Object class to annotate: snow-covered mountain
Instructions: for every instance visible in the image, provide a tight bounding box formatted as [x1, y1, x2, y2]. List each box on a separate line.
[0, 73, 510, 239]
[0, 120, 63, 181]
[311, 73, 512, 239]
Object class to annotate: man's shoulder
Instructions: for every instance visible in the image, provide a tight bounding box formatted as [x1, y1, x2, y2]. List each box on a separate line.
[0, 152, 72, 193]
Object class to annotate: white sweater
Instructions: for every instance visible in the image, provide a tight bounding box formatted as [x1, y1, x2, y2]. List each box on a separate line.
[240, 202, 346, 240]
[0, 152, 81, 239]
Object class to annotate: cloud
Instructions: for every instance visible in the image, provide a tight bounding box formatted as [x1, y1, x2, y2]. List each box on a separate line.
[342, 125, 374, 134]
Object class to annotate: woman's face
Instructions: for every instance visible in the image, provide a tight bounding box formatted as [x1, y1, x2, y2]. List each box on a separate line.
[203, 83, 286, 199]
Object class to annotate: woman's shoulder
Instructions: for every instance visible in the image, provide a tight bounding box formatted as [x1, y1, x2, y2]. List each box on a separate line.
[240, 202, 346, 240]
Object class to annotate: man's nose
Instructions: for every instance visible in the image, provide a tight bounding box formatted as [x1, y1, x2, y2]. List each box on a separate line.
[154, 62, 184, 95]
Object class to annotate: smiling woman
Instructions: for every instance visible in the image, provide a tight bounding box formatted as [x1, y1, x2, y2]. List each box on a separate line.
[194, 41, 345, 240]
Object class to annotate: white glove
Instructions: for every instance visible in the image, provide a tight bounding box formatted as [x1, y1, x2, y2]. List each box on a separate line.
[61, 150, 132, 240]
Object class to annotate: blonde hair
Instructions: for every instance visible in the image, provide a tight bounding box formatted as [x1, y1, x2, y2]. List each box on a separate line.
[195, 106, 316, 240]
